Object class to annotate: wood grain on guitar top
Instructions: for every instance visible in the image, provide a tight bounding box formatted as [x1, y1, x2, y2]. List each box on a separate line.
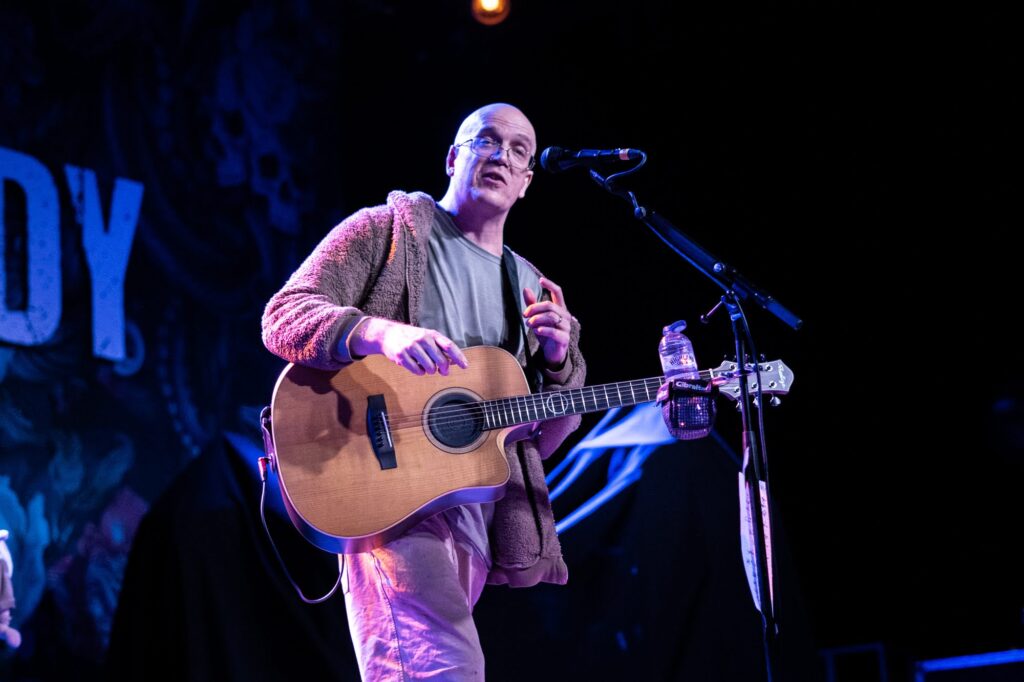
[270, 346, 531, 549]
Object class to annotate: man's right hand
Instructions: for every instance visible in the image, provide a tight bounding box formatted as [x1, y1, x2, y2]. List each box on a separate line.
[349, 318, 468, 376]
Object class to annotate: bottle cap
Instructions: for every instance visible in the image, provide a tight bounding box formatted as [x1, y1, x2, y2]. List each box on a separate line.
[663, 320, 688, 335]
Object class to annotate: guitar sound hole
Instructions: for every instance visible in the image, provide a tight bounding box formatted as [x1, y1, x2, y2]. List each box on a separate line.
[427, 394, 484, 450]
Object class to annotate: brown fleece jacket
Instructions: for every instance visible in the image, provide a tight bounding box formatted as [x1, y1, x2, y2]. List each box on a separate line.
[262, 190, 586, 587]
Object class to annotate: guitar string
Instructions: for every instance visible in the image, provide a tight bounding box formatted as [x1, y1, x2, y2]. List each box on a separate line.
[382, 375, 670, 425]
[380, 368, 733, 430]
[380, 366, 749, 429]
[380, 366, 775, 432]
[383, 377, 667, 430]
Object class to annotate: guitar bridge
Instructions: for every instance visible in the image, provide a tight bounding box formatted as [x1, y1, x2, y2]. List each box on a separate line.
[366, 394, 397, 470]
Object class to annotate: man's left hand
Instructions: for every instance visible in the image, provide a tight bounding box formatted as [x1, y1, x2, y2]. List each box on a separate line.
[523, 276, 571, 369]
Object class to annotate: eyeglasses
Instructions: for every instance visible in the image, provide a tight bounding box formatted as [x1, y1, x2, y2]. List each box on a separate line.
[455, 136, 536, 171]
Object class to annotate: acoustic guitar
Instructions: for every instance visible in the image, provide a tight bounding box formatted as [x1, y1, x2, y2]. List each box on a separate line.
[266, 345, 792, 553]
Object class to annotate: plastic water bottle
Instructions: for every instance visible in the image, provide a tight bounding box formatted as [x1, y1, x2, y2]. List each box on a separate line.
[658, 320, 698, 383]
[659, 320, 714, 440]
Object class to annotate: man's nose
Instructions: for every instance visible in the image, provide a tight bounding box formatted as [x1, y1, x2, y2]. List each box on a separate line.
[489, 147, 512, 166]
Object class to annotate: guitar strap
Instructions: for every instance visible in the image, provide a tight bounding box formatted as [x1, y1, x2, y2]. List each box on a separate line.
[501, 246, 544, 393]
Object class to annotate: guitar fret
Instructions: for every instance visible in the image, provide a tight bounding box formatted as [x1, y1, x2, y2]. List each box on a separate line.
[467, 362, 786, 433]
[476, 374, 710, 432]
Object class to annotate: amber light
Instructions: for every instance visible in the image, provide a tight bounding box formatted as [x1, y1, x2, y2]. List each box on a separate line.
[472, 0, 510, 26]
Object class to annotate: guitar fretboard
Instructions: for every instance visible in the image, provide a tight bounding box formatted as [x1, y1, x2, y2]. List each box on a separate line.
[479, 370, 711, 430]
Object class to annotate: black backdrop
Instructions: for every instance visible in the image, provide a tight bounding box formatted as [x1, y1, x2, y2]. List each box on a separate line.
[0, 1, 1019, 680]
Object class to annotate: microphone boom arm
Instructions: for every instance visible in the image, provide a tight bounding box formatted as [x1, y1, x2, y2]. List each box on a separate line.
[588, 167, 803, 330]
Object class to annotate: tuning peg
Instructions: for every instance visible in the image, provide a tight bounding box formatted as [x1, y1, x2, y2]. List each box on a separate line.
[770, 396, 782, 407]
[759, 353, 766, 362]
[752, 397, 760, 408]
[735, 400, 743, 411]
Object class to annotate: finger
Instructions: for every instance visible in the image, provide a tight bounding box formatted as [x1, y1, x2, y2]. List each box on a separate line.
[407, 344, 438, 375]
[398, 350, 425, 376]
[436, 336, 469, 369]
[421, 338, 451, 376]
[523, 299, 563, 319]
[522, 286, 537, 308]
[539, 276, 566, 308]
[526, 309, 566, 330]
[533, 326, 570, 342]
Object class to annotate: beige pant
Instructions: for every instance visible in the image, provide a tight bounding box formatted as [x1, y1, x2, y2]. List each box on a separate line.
[341, 513, 489, 681]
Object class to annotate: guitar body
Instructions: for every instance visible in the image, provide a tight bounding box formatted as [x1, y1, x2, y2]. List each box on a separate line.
[269, 346, 532, 554]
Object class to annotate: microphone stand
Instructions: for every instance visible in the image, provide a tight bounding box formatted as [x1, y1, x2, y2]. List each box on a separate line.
[586, 166, 802, 682]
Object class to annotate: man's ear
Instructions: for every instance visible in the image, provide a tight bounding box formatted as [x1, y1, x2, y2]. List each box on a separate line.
[518, 169, 534, 199]
[445, 145, 457, 176]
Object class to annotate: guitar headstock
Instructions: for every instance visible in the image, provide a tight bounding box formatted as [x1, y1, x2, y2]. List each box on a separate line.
[708, 359, 794, 401]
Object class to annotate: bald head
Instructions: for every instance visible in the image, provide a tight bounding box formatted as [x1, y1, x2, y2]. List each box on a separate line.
[438, 102, 537, 235]
[453, 103, 537, 155]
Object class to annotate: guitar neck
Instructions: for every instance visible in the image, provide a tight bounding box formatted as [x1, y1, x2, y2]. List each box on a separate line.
[479, 369, 714, 431]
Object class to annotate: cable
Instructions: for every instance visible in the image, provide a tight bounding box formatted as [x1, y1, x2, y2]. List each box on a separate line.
[259, 467, 342, 604]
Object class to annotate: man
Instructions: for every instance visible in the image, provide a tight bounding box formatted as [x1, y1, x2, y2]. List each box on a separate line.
[262, 103, 586, 680]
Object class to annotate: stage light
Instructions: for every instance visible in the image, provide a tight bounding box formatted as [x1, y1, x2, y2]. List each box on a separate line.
[471, 0, 509, 26]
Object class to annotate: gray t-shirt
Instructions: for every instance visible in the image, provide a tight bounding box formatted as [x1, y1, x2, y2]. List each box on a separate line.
[420, 206, 543, 571]
[420, 207, 541, 356]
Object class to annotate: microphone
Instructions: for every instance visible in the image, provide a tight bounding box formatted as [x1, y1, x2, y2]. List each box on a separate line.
[539, 146, 644, 173]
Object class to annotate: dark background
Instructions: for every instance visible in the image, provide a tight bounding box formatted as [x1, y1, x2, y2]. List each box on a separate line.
[1, 1, 1019, 680]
